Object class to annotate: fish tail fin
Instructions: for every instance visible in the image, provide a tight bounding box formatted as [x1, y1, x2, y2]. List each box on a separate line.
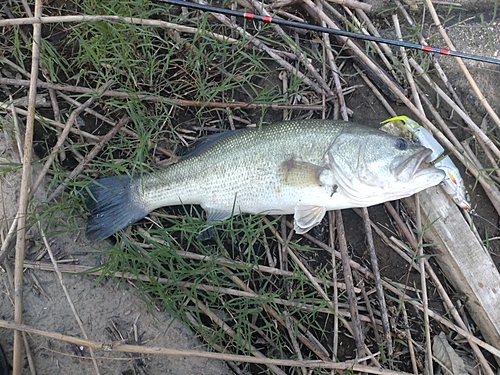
[85, 174, 149, 241]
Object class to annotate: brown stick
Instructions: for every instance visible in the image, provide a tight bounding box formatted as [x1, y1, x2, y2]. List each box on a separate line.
[12, 1, 42, 373]
[415, 194, 433, 375]
[0, 318, 416, 373]
[0, 15, 237, 44]
[32, 81, 113, 194]
[424, 0, 500, 130]
[47, 116, 128, 201]
[39, 225, 101, 374]
[336, 211, 365, 358]
[0, 77, 323, 110]
[197, 0, 330, 97]
[361, 207, 393, 355]
[282, 220, 500, 359]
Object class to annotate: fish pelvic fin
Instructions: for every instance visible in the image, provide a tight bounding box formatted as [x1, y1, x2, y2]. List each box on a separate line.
[85, 174, 149, 241]
[294, 205, 326, 234]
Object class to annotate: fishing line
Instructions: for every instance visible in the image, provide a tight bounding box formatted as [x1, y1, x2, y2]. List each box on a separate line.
[469, 208, 500, 234]
[159, 0, 500, 66]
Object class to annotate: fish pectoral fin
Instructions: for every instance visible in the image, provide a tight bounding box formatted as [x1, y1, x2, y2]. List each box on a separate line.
[198, 208, 233, 240]
[293, 205, 326, 234]
[279, 158, 325, 187]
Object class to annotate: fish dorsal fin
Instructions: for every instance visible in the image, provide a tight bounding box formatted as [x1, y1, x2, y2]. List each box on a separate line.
[185, 130, 244, 159]
[278, 158, 325, 187]
[294, 205, 326, 234]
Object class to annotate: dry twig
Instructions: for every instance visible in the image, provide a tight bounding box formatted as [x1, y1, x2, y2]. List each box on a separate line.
[0, 318, 419, 374]
[12, 1, 42, 373]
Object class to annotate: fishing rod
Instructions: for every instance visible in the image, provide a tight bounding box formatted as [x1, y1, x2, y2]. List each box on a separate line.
[159, 0, 500, 66]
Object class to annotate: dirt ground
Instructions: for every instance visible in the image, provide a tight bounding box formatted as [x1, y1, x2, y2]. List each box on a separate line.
[1, 1, 500, 374]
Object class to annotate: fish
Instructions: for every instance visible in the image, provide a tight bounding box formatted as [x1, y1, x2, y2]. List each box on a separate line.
[85, 120, 445, 241]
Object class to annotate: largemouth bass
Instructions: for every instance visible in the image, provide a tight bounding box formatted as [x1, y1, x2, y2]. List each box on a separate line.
[85, 120, 445, 241]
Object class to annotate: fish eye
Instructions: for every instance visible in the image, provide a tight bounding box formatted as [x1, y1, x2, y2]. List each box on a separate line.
[395, 138, 408, 150]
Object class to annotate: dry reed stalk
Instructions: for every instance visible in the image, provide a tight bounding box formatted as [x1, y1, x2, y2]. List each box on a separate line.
[353, 65, 397, 117]
[361, 207, 393, 355]
[327, 211, 339, 358]
[12, 1, 42, 373]
[227, 266, 333, 360]
[197, 0, 330, 97]
[39, 225, 101, 375]
[0, 101, 101, 142]
[0, 318, 420, 373]
[314, 0, 405, 101]
[247, 0, 335, 97]
[401, 305, 418, 375]
[1, 251, 36, 375]
[336, 211, 365, 359]
[0, 15, 239, 43]
[409, 58, 500, 159]
[414, 194, 433, 375]
[284, 313, 307, 375]
[392, 14, 423, 114]
[47, 116, 128, 201]
[317, 0, 349, 121]
[474, 126, 500, 181]
[21, 332, 35, 375]
[57, 92, 116, 126]
[31, 81, 112, 194]
[0, 77, 324, 111]
[394, 0, 466, 112]
[413, 86, 464, 151]
[352, 208, 420, 272]
[342, 6, 394, 73]
[324, 0, 372, 11]
[188, 295, 288, 375]
[357, 279, 382, 344]
[423, 0, 500, 129]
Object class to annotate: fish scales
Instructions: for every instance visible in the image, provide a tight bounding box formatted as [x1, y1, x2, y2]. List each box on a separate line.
[85, 120, 445, 241]
[137, 120, 347, 213]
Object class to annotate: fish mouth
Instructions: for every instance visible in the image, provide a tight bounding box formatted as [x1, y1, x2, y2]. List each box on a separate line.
[395, 148, 434, 182]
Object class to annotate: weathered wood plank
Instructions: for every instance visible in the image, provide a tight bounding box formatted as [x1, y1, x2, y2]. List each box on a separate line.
[405, 187, 500, 349]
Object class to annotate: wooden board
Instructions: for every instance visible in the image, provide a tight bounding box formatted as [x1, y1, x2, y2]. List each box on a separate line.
[405, 186, 500, 349]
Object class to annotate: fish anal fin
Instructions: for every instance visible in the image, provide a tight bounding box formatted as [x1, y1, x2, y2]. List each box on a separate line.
[293, 205, 326, 234]
[279, 158, 325, 187]
[198, 208, 233, 240]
